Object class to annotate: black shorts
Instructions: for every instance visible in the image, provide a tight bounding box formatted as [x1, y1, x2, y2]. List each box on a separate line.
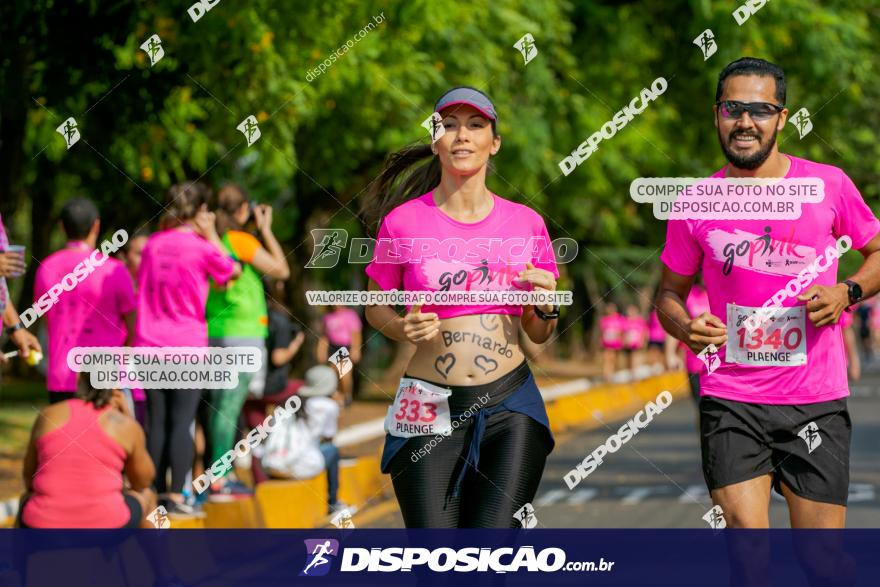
[647, 340, 664, 350]
[700, 396, 851, 506]
[17, 493, 142, 528]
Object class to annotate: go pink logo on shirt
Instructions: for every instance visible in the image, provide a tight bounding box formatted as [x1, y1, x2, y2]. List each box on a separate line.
[708, 226, 815, 277]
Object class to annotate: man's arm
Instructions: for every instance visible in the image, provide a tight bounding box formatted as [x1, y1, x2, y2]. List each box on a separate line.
[3, 300, 42, 357]
[655, 266, 727, 354]
[800, 232, 880, 327]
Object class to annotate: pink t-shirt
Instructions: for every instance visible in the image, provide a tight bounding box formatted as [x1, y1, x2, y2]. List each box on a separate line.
[683, 285, 711, 374]
[661, 155, 880, 404]
[838, 308, 853, 330]
[323, 308, 362, 346]
[599, 314, 625, 349]
[135, 228, 236, 347]
[623, 315, 648, 349]
[648, 311, 666, 343]
[34, 243, 136, 392]
[365, 191, 559, 319]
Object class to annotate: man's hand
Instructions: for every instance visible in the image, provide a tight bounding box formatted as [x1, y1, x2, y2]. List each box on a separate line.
[10, 327, 41, 359]
[684, 312, 727, 355]
[797, 284, 849, 327]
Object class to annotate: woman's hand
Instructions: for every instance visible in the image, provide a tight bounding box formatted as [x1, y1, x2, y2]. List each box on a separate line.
[192, 209, 220, 241]
[252, 204, 273, 234]
[517, 262, 557, 313]
[0, 251, 26, 278]
[403, 304, 441, 343]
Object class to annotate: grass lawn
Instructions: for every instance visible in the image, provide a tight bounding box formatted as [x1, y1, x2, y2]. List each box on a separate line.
[0, 378, 45, 500]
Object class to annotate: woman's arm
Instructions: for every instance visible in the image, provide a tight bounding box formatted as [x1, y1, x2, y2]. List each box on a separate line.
[22, 410, 45, 492]
[364, 280, 440, 343]
[124, 424, 156, 491]
[517, 262, 557, 344]
[249, 205, 290, 279]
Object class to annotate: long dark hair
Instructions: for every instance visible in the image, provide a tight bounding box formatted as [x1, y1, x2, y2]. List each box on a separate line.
[361, 144, 441, 236]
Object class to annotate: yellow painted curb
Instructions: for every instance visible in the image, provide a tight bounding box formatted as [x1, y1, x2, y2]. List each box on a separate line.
[203, 498, 262, 528]
[255, 474, 328, 528]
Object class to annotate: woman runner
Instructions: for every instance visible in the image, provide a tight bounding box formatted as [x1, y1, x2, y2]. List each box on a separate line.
[364, 87, 558, 528]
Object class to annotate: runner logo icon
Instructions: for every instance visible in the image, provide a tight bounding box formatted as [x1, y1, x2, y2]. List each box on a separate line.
[305, 229, 348, 269]
[693, 29, 717, 60]
[146, 505, 170, 529]
[702, 505, 727, 529]
[422, 112, 445, 143]
[789, 108, 813, 139]
[514, 502, 538, 528]
[513, 33, 538, 65]
[56, 117, 80, 149]
[798, 422, 822, 454]
[301, 539, 339, 577]
[328, 346, 352, 377]
[330, 508, 355, 529]
[140, 34, 165, 66]
[237, 115, 261, 146]
[697, 344, 720, 374]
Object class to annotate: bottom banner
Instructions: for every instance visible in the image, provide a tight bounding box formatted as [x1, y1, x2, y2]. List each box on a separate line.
[1, 529, 878, 586]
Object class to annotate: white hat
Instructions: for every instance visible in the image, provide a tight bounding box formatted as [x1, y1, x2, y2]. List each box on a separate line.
[298, 365, 338, 397]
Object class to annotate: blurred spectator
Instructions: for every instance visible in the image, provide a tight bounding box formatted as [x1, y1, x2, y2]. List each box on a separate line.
[18, 377, 156, 528]
[299, 365, 353, 515]
[317, 305, 362, 405]
[204, 183, 290, 500]
[33, 198, 136, 403]
[0, 212, 42, 368]
[136, 182, 239, 515]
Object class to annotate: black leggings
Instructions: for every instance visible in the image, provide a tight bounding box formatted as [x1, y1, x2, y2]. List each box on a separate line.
[146, 389, 202, 494]
[388, 364, 552, 528]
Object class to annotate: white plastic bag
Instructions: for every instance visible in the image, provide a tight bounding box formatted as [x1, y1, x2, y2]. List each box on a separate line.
[261, 415, 325, 480]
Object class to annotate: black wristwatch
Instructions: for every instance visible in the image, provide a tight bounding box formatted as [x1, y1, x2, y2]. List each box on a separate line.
[5, 322, 25, 336]
[533, 304, 560, 320]
[844, 279, 863, 307]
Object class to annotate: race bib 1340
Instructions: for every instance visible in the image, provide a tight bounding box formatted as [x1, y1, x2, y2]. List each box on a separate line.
[727, 303, 807, 367]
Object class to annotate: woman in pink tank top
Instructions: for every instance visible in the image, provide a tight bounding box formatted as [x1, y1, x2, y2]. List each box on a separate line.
[19, 379, 156, 528]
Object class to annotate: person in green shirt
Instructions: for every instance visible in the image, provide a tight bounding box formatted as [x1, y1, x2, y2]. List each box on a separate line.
[204, 183, 290, 499]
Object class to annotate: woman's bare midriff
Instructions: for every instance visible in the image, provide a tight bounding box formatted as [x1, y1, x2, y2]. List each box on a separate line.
[406, 313, 524, 385]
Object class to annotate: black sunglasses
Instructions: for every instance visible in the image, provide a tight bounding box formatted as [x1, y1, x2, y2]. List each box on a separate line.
[716, 100, 784, 121]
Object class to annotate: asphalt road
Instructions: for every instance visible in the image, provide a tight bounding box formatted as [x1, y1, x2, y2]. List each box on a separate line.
[362, 361, 880, 528]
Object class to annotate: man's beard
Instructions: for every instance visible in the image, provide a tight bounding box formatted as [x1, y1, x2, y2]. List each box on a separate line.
[719, 126, 777, 170]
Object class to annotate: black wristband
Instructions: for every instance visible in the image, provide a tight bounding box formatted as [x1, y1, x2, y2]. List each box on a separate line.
[533, 305, 560, 320]
[5, 322, 25, 336]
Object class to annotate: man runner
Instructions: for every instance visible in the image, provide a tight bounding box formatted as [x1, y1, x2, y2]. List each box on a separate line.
[657, 57, 880, 529]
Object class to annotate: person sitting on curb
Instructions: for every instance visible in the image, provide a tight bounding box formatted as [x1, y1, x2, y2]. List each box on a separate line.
[299, 365, 354, 516]
[18, 377, 156, 528]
